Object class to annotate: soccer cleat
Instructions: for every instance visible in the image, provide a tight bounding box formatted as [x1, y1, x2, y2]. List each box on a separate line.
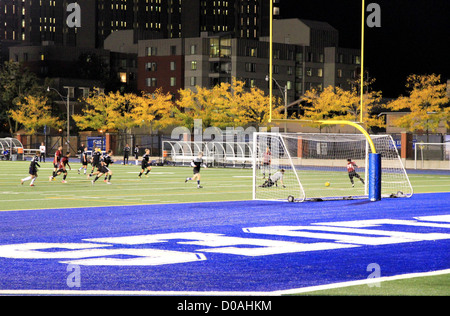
[91, 180, 95, 185]
[197, 185, 203, 189]
[49, 176, 53, 182]
[21, 180, 24, 185]
[62, 180, 67, 183]
[106, 182, 111, 185]
[30, 184, 34, 187]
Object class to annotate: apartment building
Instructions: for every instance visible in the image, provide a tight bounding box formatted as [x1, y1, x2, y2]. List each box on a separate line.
[137, 19, 362, 104]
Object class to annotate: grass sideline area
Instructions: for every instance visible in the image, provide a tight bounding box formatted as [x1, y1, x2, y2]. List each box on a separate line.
[0, 160, 449, 296]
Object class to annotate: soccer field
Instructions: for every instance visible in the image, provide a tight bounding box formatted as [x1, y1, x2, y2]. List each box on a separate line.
[0, 160, 449, 296]
[0, 161, 254, 211]
[1, 161, 449, 211]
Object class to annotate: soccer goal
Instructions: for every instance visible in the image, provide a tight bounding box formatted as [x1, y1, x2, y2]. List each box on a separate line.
[253, 132, 413, 202]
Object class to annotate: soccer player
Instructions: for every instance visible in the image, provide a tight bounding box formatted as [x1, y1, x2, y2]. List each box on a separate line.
[138, 148, 152, 178]
[347, 158, 365, 187]
[52, 146, 63, 179]
[78, 146, 89, 175]
[123, 144, 130, 165]
[21, 151, 41, 186]
[102, 150, 115, 182]
[49, 152, 71, 183]
[88, 147, 102, 178]
[259, 169, 286, 188]
[92, 150, 114, 185]
[185, 151, 206, 189]
[261, 146, 271, 179]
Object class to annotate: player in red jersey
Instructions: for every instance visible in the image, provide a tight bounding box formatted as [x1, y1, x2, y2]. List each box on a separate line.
[49, 152, 71, 183]
[347, 158, 365, 187]
[52, 146, 63, 179]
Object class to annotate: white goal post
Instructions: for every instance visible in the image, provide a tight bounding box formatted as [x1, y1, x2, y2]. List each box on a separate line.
[253, 132, 413, 202]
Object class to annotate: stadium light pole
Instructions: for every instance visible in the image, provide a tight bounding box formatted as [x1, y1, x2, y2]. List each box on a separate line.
[269, 0, 273, 123]
[47, 87, 70, 153]
[360, 0, 365, 123]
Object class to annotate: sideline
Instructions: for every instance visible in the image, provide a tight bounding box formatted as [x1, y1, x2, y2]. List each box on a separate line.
[1, 269, 448, 296]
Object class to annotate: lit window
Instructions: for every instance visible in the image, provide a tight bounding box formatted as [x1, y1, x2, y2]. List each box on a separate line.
[119, 72, 127, 83]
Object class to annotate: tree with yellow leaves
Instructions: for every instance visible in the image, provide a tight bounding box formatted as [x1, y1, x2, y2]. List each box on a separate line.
[299, 80, 384, 130]
[130, 89, 178, 130]
[385, 74, 449, 133]
[9, 95, 63, 134]
[73, 89, 178, 132]
[72, 89, 133, 132]
[176, 78, 282, 129]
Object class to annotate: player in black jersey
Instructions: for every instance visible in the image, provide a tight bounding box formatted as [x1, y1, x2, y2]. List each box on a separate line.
[88, 147, 102, 178]
[102, 150, 115, 182]
[138, 148, 152, 178]
[92, 150, 114, 185]
[21, 152, 41, 186]
[185, 151, 206, 188]
[78, 146, 89, 175]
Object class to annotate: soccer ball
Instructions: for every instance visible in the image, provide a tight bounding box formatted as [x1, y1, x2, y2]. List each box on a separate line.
[325, 182, 330, 187]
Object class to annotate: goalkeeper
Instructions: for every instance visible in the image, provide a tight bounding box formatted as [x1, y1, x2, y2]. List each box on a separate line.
[347, 158, 365, 187]
[259, 169, 285, 188]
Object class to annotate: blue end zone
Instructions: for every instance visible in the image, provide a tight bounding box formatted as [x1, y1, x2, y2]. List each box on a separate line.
[0, 193, 449, 293]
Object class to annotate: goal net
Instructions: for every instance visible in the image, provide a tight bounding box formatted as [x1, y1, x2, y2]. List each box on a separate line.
[253, 132, 413, 202]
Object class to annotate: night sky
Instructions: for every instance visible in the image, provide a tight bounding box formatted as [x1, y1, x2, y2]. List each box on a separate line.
[279, 0, 450, 98]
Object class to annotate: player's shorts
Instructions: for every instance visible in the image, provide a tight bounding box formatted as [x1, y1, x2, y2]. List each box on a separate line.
[29, 167, 38, 176]
[348, 171, 360, 178]
[193, 167, 200, 174]
[57, 168, 66, 174]
[53, 163, 59, 169]
[98, 166, 110, 174]
[141, 161, 149, 169]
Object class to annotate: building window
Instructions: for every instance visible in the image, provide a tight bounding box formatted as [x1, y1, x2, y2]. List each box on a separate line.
[79, 87, 90, 98]
[170, 61, 176, 71]
[64, 86, 75, 98]
[190, 45, 197, 55]
[191, 61, 197, 70]
[287, 81, 292, 90]
[190, 77, 197, 86]
[306, 68, 312, 77]
[146, 78, 157, 87]
[317, 68, 323, 77]
[318, 53, 324, 63]
[146, 62, 157, 71]
[146, 47, 157, 56]
[337, 69, 343, 78]
[245, 62, 256, 72]
[170, 77, 176, 87]
[119, 72, 127, 83]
